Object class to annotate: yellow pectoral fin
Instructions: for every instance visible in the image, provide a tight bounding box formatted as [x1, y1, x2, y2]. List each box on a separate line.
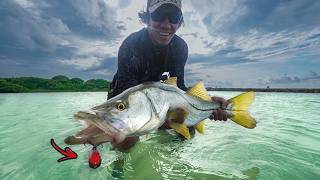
[195, 121, 205, 134]
[169, 122, 191, 139]
[230, 111, 256, 129]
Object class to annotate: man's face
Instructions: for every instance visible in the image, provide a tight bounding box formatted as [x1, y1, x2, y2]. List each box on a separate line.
[148, 4, 182, 45]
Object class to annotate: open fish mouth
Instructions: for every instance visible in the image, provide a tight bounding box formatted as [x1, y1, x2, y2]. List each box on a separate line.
[64, 111, 125, 146]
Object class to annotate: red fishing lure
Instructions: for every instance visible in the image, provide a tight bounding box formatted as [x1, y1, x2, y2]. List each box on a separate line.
[88, 146, 101, 169]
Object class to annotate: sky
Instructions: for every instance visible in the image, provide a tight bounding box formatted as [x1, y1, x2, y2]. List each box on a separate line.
[0, 0, 319, 88]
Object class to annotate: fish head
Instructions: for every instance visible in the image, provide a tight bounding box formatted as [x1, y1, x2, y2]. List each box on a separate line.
[67, 89, 154, 145]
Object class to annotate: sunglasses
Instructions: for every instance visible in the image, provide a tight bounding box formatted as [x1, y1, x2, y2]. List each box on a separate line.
[150, 11, 182, 24]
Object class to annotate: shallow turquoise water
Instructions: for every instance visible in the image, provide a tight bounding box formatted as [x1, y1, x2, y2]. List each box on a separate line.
[0, 92, 319, 180]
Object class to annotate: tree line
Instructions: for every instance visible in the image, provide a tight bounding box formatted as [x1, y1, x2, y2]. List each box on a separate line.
[0, 75, 109, 93]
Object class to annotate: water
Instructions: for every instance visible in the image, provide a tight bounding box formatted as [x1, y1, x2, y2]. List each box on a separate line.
[0, 92, 319, 180]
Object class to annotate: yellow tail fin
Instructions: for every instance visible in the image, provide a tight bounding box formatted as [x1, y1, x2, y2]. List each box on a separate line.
[229, 91, 255, 111]
[228, 91, 256, 129]
[229, 111, 256, 129]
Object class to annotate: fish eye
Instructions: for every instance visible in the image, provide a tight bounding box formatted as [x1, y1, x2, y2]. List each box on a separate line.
[116, 102, 126, 111]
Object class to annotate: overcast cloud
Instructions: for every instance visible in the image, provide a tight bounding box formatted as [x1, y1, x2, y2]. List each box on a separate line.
[0, 0, 319, 88]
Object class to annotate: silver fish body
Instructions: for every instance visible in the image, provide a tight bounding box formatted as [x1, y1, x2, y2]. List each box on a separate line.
[66, 81, 218, 145]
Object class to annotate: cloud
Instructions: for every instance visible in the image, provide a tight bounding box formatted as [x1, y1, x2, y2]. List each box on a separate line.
[0, 0, 123, 53]
[189, 0, 246, 34]
[0, 0, 123, 79]
[44, 0, 121, 39]
[185, 62, 237, 87]
[191, 0, 320, 35]
[1, 0, 320, 88]
[58, 57, 102, 70]
[255, 71, 320, 87]
[229, 28, 320, 61]
[263, 0, 320, 31]
[118, 0, 133, 9]
[0, 0, 68, 52]
[182, 0, 320, 64]
[56, 37, 119, 70]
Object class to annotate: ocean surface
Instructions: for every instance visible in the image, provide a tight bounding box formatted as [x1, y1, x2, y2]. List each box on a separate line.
[0, 91, 319, 180]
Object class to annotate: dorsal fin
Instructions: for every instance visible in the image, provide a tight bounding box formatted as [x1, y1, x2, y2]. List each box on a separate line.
[164, 77, 177, 86]
[187, 82, 211, 101]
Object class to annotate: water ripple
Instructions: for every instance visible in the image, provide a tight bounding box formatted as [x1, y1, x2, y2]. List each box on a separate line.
[1, 92, 320, 179]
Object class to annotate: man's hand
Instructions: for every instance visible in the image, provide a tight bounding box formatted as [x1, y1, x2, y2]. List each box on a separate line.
[111, 136, 139, 152]
[210, 96, 228, 121]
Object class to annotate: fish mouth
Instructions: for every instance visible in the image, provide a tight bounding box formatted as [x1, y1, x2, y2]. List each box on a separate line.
[64, 110, 126, 146]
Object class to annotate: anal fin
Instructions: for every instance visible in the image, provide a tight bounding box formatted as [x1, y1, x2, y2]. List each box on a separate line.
[195, 121, 205, 134]
[169, 122, 191, 139]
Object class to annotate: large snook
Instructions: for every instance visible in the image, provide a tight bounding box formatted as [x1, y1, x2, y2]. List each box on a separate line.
[65, 77, 256, 146]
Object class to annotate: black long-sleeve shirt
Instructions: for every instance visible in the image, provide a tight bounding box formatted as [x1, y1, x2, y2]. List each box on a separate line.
[107, 28, 188, 99]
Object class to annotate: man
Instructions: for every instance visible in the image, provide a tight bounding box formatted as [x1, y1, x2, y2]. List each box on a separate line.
[108, 0, 227, 151]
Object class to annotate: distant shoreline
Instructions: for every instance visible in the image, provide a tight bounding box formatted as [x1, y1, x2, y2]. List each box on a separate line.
[1, 76, 319, 93]
[1, 88, 319, 94]
[0, 76, 109, 93]
[206, 88, 320, 93]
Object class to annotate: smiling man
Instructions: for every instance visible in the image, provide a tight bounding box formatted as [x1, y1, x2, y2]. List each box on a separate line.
[108, 0, 228, 151]
[108, 0, 188, 98]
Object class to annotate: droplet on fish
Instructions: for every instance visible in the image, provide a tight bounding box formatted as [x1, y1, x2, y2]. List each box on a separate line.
[88, 146, 101, 169]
